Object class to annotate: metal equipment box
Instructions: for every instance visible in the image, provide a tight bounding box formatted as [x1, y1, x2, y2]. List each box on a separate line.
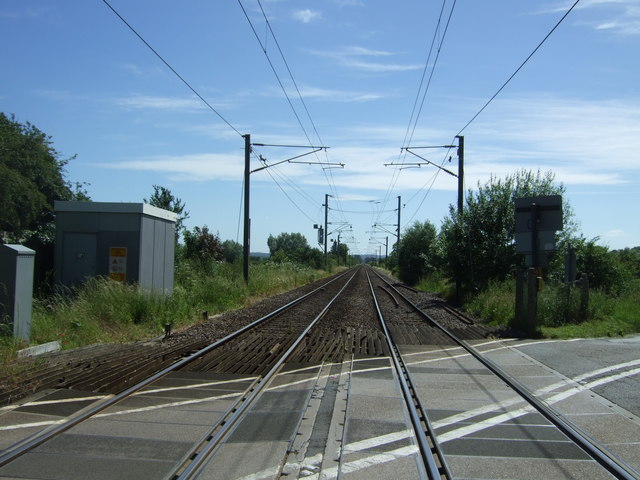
[0, 244, 35, 341]
[54, 201, 177, 293]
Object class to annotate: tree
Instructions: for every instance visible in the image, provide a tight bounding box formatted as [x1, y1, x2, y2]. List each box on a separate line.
[267, 232, 310, 254]
[439, 170, 573, 292]
[330, 240, 349, 265]
[221, 239, 243, 263]
[573, 239, 633, 295]
[613, 247, 640, 279]
[267, 232, 323, 268]
[397, 221, 437, 285]
[183, 226, 223, 262]
[144, 185, 189, 239]
[0, 113, 89, 243]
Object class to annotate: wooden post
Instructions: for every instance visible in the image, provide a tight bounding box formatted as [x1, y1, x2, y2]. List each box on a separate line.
[580, 273, 589, 320]
[514, 268, 525, 330]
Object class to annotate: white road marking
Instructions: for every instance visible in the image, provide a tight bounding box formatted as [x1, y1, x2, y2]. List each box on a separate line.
[435, 366, 640, 443]
[310, 445, 420, 480]
[18, 395, 107, 406]
[342, 429, 414, 454]
[136, 376, 257, 395]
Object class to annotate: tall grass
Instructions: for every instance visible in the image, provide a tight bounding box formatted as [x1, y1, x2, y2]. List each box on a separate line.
[1, 259, 325, 363]
[465, 277, 640, 338]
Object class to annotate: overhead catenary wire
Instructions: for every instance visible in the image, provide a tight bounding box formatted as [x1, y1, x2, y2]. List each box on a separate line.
[258, 9, 349, 232]
[102, 0, 243, 138]
[455, 0, 581, 136]
[238, 0, 351, 239]
[374, 0, 457, 245]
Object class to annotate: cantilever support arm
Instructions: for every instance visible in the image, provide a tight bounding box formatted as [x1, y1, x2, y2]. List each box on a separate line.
[401, 149, 457, 178]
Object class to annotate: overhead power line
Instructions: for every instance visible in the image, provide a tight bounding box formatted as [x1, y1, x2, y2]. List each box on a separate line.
[375, 0, 457, 237]
[238, 0, 350, 236]
[456, 0, 582, 135]
[102, 0, 243, 137]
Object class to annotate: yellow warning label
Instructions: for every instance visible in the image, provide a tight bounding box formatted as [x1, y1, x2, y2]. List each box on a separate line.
[109, 247, 127, 257]
[109, 272, 126, 282]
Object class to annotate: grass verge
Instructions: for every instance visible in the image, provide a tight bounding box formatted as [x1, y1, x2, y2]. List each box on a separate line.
[1, 260, 326, 366]
[464, 278, 640, 338]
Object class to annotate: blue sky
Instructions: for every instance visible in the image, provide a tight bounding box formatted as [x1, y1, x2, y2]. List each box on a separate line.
[2, 1, 639, 256]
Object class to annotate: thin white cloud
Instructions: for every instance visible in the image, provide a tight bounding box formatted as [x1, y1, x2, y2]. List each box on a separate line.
[339, 46, 394, 57]
[347, 60, 423, 73]
[467, 95, 640, 175]
[0, 6, 50, 19]
[100, 153, 242, 182]
[98, 94, 640, 195]
[293, 9, 321, 23]
[541, 0, 640, 35]
[296, 85, 384, 102]
[307, 46, 422, 72]
[116, 95, 206, 112]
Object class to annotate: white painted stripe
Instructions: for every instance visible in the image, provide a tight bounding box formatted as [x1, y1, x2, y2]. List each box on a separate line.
[403, 338, 581, 368]
[307, 445, 419, 479]
[266, 375, 319, 391]
[572, 359, 640, 383]
[20, 395, 107, 406]
[342, 429, 414, 454]
[437, 405, 536, 443]
[433, 360, 640, 430]
[436, 366, 640, 443]
[135, 376, 257, 395]
[94, 391, 243, 418]
[0, 419, 66, 431]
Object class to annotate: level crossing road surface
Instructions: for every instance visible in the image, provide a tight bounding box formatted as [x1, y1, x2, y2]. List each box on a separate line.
[0, 336, 639, 479]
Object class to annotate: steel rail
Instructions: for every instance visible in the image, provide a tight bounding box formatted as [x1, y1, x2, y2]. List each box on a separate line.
[174, 269, 360, 479]
[0, 270, 351, 468]
[365, 268, 451, 480]
[372, 269, 639, 480]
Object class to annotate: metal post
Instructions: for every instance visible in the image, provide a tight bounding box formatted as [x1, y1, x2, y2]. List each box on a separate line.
[396, 196, 401, 245]
[396, 195, 401, 268]
[531, 203, 539, 270]
[324, 193, 329, 270]
[456, 135, 464, 216]
[243, 134, 251, 284]
[455, 136, 464, 305]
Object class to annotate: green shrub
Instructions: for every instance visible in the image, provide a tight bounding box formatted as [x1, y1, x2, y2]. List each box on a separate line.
[465, 280, 515, 326]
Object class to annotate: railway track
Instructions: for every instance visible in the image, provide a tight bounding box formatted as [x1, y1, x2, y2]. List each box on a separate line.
[368, 269, 638, 480]
[0, 266, 637, 479]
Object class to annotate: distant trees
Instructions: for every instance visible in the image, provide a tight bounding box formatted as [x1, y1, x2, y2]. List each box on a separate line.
[267, 232, 309, 254]
[145, 185, 189, 240]
[268, 232, 323, 269]
[330, 241, 349, 265]
[0, 112, 89, 244]
[221, 239, 243, 264]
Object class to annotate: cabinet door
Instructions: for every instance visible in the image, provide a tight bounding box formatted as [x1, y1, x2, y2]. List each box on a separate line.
[62, 233, 97, 286]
